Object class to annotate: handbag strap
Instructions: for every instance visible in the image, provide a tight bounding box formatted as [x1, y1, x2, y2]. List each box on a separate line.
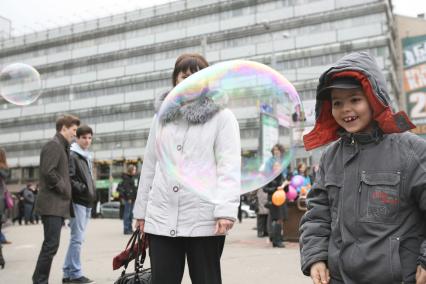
[134, 230, 148, 273]
[121, 229, 148, 275]
[120, 229, 140, 276]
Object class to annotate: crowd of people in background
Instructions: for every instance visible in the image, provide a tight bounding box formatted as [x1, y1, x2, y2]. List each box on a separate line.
[245, 143, 317, 248]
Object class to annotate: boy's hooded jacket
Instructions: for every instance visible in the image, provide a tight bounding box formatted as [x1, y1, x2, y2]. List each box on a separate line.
[300, 52, 426, 283]
[303, 52, 415, 150]
[133, 92, 241, 237]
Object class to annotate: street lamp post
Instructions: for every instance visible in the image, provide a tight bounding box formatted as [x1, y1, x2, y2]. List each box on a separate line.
[259, 20, 296, 167]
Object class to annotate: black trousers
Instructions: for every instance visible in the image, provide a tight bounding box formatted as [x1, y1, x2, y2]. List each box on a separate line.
[0, 216, 4, 266]
[148, 234, 225, 284]
[32, 215, 63, 284]
[256, 214, 268, 237]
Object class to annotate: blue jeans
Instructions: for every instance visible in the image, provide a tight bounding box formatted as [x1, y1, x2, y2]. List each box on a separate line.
[63, 203, 91, 279]
[123, 200, 134, 234]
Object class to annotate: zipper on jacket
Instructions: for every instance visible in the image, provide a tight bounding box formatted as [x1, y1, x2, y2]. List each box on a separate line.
[358, 171, 364, 193]
[357, 171, 366, 220]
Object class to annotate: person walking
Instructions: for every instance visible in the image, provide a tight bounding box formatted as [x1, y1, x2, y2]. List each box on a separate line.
[133, 53, 241, 284]
[0, 148, 9, 269]
[118, 165, 138, 235]
[62, 125, 96, 284]
[32, 115, 80, 284]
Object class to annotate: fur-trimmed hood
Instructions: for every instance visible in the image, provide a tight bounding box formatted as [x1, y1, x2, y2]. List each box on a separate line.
[303, 52, 415, 151]
[155, 91, 221, 125]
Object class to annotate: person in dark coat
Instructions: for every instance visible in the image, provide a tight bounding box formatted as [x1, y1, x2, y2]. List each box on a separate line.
[263, 144, 290, 248]
[32, 115, 80, 284]
[118, 165, 138, 235]
[21, 183, 36, 225]
[300, 52, 426, 284]
[12, 190, 25, 225]
[32, 185, 40, 224]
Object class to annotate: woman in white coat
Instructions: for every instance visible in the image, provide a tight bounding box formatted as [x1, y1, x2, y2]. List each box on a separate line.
[133, 53, 241, 284]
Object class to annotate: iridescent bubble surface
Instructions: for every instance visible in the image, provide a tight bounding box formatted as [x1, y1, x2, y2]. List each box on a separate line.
[157, 60, 304, 203]
[0, 63, 42, 106]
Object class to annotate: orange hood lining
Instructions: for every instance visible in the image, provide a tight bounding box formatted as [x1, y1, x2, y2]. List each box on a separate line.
[303, 71, 415, 151]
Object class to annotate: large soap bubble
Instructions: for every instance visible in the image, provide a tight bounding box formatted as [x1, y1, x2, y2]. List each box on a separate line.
[0, 63, 42, 106]
[157, 60, 303, 203]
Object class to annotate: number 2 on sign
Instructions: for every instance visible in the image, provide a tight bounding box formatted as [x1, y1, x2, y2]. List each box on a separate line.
[409, 92, 426, 118]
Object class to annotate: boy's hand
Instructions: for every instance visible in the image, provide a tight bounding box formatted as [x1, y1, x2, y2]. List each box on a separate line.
[417, 265, 426, 284]
[310, 261, 330, 284]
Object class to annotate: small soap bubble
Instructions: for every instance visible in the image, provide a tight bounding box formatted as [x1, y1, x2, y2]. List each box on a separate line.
[0, 63, 42, 106]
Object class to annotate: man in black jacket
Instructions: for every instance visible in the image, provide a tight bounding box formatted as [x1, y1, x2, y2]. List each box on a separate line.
[62, 125, 95, 284]
[118, 165, 138, 235]
[33, 115, 80, 284]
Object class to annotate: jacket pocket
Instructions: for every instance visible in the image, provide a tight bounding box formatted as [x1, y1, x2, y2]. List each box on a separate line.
[390, 237, 403, 282]
[324, 174, 342, 222]
[358, 172, 400, 224]
[198, 200, 215, 222]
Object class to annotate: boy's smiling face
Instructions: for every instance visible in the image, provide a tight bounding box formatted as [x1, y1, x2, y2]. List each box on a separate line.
[331, 88, 374, 134]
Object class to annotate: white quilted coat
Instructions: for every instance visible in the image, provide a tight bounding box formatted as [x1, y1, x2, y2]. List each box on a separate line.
[133, 101, 241, 237]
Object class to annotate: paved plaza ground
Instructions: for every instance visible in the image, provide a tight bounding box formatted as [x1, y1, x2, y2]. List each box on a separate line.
[1, 217, 311, 284]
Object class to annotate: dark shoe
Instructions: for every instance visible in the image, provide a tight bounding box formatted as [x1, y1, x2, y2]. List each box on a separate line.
[68, 276, 95, 283]
[272, 242, 285, 248]
[0, 245, 4, 269]
[63, 278, 70, 283]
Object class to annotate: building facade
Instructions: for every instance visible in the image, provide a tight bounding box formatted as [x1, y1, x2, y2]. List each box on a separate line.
[0, 16, 11, 40]
[395, 14, 426, 139]
[0, 0, 400, 192]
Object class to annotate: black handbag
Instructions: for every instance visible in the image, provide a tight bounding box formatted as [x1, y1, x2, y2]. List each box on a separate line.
[114, 229, 152, 284]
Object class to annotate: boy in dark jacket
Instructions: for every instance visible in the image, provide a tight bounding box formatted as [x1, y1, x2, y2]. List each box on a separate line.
[300, 52, 426, 284]
[62, 125, 95, 284]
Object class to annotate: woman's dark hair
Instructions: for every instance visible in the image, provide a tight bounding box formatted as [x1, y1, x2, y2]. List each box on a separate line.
[297, 162, 308, 176]
[0, 148, 8, 169]
[270, 144, 285, 156]
[172, 53, 209, 86]
[76, 125, 93, 138]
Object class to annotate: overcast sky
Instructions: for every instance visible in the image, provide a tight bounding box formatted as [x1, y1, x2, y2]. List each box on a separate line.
[0, 0, 424, 36]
